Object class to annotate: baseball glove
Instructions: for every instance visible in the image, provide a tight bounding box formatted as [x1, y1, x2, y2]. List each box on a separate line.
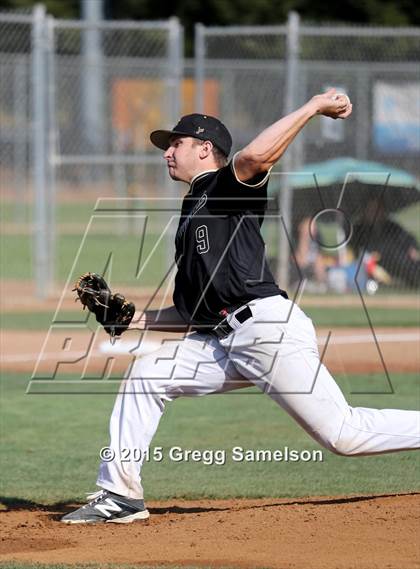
[73, 272, 135, 337]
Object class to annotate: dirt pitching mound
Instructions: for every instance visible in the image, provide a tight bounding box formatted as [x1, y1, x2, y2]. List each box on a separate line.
[1, 494, 419, 569]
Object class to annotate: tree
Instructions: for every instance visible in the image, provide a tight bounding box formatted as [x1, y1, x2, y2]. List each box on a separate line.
[0, 0, 418, 55]
[0, 0, 79, 18]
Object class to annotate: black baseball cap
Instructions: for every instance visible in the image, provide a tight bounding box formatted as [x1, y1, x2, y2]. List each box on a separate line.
[150, 113, 232, 157]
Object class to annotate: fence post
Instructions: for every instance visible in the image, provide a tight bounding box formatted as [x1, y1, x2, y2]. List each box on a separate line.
[32, 3, 49, 299]
[82, 0, 105, 160]
[194, 23, 205, 113]
[168, 17, 183, 124]
[277, 11, 300, 291]
[165, 17, 184, 268]
[355, 68, 370, 159]
[46, 14, 56, 295]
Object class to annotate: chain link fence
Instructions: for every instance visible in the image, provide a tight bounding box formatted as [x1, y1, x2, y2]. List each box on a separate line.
[195, 15, 420, 295]
[0, 13, 32, 222]
[1, 9, 419, 298]
[1, 7, 183, 298]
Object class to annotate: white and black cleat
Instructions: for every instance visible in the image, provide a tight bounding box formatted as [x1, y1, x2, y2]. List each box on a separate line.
[61, 490, 149, 524]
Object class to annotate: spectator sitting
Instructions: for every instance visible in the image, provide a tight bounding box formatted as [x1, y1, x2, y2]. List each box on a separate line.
[349, 197, 419, 289]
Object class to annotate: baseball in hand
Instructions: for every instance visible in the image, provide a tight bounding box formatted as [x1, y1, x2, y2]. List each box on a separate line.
[333, 93, 351, 106]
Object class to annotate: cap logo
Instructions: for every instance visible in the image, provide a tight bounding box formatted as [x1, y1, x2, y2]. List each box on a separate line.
[195, 127, 205, 134]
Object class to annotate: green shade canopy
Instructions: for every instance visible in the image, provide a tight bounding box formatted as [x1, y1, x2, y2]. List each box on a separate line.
[284, 158, 420, 190]
[268, 157, 420, 217]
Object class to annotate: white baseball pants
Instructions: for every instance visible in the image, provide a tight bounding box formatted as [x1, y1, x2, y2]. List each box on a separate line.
[97, 295, 420, 499]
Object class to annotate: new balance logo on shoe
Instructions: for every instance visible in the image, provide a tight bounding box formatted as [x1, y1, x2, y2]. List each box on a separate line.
[94, 497, 123, 518]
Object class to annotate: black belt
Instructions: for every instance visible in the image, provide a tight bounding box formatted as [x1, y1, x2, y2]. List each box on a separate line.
[211, 305, 253, 340]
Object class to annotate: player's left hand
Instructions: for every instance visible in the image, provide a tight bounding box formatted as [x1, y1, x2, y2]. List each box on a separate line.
[73, 272, 135, 337]
[311, 88, 353, 119]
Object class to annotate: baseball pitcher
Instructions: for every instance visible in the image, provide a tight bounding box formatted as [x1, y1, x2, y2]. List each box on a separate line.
[62, 90, 420, 524]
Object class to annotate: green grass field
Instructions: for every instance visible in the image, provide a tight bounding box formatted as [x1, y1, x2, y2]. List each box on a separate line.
[1, 231, 171, 285]
[3, 200, 418, 232]
[2, 200, 419, 509]
[2, 201, 419, 287]
[1, 372, 419, 507]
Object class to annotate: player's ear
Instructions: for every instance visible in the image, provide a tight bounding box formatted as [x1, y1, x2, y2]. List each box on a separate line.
[198, 140, 213, 159]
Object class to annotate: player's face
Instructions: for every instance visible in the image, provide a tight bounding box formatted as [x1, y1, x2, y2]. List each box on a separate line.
[164, 136, 202, 183]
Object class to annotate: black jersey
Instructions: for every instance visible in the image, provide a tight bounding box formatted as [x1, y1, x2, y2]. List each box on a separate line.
[173, 157, 287, 328]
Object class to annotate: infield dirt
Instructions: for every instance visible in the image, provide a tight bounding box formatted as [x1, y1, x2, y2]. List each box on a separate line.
[1, 494, 419, 569]
[2, 326, 419, 376]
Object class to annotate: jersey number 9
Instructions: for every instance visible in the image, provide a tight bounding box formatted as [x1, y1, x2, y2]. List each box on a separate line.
[196, 225, 210, 254]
